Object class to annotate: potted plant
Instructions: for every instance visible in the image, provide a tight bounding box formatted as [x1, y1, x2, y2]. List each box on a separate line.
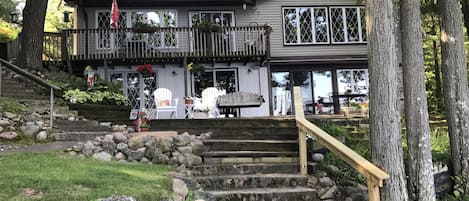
[137, 64, 154, 77]
[187, 62, 205, 76]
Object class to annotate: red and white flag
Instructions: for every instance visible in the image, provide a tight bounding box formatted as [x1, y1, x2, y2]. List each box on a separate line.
[110, 0, 119, 30]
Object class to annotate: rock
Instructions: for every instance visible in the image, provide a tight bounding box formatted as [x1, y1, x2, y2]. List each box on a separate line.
[173, 133, 192, 146]
[20, 122, 40, 136]
[173, 178, 188, 200]
[320, 185, 337, 199]
[115, 152, 126, 161]
[320, 177, 334, 187]
[199, 132, 212, 140]
[3, 112, 17, 119]
[0, 131, 18, 140]
[140, 157, 150, 163]
[127, 148, 146, 161]
[0, 119, 10, 126]
[312, 153, 324, 162]
[182, 153, 202, 167]
[327, 165, 341, 175]
[113, 132, 128, 144]
[92, 152, 113, 162]
[82, 141, 96, 157]
[190, 140, 205, 155]
[159, 138, 174, 152]
[35, 131, 48, 141]
[177, 146, 193, 154]
[152, 154, 170, 164]
[98, 195, 136, 201]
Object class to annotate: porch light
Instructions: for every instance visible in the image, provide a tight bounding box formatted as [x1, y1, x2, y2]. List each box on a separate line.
[63, 11, 72, 23]
[10, 11, 18, 23]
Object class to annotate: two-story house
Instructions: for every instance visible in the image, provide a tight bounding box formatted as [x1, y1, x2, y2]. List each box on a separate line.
[63, 0, 368, 118]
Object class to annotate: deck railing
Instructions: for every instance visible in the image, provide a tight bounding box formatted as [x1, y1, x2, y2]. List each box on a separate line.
[62, 26, 269, 60]
[293, 86, 389, 201]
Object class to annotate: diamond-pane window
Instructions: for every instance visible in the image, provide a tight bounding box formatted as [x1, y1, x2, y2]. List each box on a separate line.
[283, 7, 329, 45]
[330, 7, 366, 44]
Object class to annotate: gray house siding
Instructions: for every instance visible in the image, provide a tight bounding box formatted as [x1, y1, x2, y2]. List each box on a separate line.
[75, 0, 365, 59]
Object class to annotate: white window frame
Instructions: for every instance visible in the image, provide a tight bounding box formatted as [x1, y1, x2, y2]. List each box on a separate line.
[282, 7, 330, 45]
[95, 9, 179, 50]
[329, 6, 366, 44]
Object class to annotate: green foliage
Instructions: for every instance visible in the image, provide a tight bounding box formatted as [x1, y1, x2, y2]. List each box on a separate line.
[48, 72, 128, 106]
[0, 19, 20, 42]
[0, 153, 173, 201]
[0, 97, 25, 114]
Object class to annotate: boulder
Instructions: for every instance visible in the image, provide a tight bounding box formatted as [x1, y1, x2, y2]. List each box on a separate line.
[92, 152, 113, 162]
[182, 153, 202, 167]
[152, 154, 170, 164]
[173, 133, 192, 146]
[0, 131, 18, 140]
[20, 122, 40, 136]
[113, 132, 128, 144]
[82, 141, 96, 157]
[177, 146, 193, 154]
[0, 119, 10, 126]
[3, 112, 17, 119]
[35, 131, 48, 141]
[127, 148, 146, 161]
[173, 178, 188, 201]
[115, 152, 126, 161]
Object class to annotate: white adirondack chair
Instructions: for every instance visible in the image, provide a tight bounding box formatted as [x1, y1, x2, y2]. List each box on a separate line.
[153, 88, 178, 119]
[201, 87, 225, 118]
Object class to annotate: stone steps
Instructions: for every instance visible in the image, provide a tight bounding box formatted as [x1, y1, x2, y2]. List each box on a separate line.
[191, 163, 299, 176]
[203, 140, 297, 151]
[205, 187, 319, 201]
[196, 174, 307, 191]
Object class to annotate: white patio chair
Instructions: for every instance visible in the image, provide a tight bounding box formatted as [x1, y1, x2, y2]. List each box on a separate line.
[153, 88, 178, 119]
[201, 87, 225, 118]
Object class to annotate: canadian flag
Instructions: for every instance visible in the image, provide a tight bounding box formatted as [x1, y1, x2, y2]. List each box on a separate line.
[110, 0, 119, 30]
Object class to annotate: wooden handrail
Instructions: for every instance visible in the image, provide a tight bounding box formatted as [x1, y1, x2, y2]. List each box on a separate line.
[293, 86, 389, 201]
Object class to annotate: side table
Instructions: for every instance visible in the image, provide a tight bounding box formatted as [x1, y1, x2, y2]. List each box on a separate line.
[184, 104, 194, 119]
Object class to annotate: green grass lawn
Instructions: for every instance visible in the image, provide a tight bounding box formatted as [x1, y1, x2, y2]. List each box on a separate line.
[0, 153, 173, 201]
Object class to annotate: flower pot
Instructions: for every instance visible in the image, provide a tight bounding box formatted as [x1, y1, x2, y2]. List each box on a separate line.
[193, 111, 208, 119]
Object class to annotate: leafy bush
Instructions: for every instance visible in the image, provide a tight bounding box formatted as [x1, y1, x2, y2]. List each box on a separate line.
[48, 72, 128, 106]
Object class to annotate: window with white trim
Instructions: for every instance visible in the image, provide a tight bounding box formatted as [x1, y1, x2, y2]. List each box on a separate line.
[330, 7, 366, 43]
[282, 7, 329, 45]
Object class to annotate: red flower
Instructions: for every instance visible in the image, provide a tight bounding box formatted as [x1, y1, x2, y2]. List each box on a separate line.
[137, 64, 154, 74]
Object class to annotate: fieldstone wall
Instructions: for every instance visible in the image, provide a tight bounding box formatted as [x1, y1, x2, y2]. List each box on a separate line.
[67, 131, 211, 167]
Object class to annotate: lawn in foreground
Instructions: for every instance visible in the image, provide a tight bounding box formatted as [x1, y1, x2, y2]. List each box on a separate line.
[0, 152, 173, 201]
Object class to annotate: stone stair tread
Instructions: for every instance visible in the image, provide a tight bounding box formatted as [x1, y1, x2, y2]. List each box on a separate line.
[203, 151, 298, 157]
[203, 139, 297, 144]
[206, 187, 316, 195]
[195, 173, 306, 180]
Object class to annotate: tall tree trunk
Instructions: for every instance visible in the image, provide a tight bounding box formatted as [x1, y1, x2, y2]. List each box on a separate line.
[438, 0, 469, 195]
[366, 0, 409, 200]
[17, 0, 48, 70]
[461, 0, 469, 39]
[401, 0, 436, 200]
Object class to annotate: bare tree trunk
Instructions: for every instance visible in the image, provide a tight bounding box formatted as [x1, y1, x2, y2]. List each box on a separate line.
[17, 0, 48, 70]
[400, 0, 436, 200]
[366, 0, 409, 200]
[438, 0, 469, 194]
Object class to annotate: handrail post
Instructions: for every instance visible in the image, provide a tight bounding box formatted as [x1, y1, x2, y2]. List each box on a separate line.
[294, 86, 307, 175]
[50, 88, 54, 131]
[367, 179, 381, 201]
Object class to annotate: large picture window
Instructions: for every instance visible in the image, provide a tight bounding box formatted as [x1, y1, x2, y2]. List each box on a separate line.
[282, 6, 365, 45]
[330, 7, 366, 43]
[282, 7, 329, 45]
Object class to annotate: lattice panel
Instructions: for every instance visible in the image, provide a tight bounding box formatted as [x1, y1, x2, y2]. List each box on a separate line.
[299, 8, 313, 43]
[346, 8, 360, 42]
[314, 8, 329, 43]
[330, 8, 345, 43]
[360, 8, 367, 41]
[283, 9, 298, 44]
